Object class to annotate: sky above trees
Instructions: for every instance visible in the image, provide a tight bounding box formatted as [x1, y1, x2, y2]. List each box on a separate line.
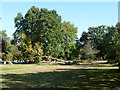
[1, 2, 118, 38]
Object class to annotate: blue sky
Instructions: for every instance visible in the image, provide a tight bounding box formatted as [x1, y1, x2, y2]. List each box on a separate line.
[1, 2, 118, 39]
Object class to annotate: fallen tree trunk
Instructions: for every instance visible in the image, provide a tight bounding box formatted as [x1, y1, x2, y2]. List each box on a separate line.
[34, 55, 73, 64]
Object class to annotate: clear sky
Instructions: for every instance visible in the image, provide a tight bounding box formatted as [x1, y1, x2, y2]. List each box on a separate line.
[1, 2, 118, 39]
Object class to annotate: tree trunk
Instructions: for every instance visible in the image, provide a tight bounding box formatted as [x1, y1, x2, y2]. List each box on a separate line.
[25, 60, 27, 64]
[118, 62, 120, 70]
[9, 58, 10, 64]
[101, 55, 105, 60]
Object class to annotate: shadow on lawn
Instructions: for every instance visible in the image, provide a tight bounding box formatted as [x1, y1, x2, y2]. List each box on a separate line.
[2, 68, 120, 89]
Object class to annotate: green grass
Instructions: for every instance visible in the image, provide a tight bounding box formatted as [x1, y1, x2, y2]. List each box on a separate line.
[0, 68, 21, 71]
[1, 64, 120, 89]
[88, 64, 117, 67]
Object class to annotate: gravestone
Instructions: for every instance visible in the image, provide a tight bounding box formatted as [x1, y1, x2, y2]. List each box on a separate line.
[4, 61, 6, 64]
[9, 61, 13, 65]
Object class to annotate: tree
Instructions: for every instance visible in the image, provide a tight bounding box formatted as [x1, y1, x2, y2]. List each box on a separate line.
[70, 41, 83, 60]
[27, 42, 43, 62]
[102, 26, 118, 60]
[80, 25, 114, 60]
[12, 6, 62, 58]
[82, 40, 99, 60]
[59, 21, 77, 60]
[80, 23, 120, 70]
[12, 6, 78, 60]
[115, 22, 120, 69]
[0, 30, 21, 63]
[0, 30, 10, 61]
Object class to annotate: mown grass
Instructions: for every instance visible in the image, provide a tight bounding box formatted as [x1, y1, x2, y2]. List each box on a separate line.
[1, 64, 120, 89]
[0, 68, 21, 71]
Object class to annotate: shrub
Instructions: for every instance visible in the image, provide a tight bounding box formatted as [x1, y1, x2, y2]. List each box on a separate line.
[35, 57, 42, 63]
[42, 57, 49, 61]
[6, 60, 9, 64]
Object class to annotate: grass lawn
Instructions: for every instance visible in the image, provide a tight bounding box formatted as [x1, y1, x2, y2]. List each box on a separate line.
[1, 63, 120, 89]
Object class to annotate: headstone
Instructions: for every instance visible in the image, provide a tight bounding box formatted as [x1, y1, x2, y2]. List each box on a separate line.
[4, 61, 6, 64]
[9, 61, 13, 65]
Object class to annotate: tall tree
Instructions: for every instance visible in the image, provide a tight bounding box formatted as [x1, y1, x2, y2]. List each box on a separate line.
[102, 26, 118, 60]
[59, 21, 77, 60]
[0, 30, 20, 62]
[82, 40, 99, 60]
[12, 6, 78, 60]
[80, 25, 110, 59]
[115, 22, 120, 69]
[0, 30, 10, 61]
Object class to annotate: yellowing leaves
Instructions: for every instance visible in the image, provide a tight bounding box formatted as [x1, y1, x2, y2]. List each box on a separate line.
[40, 34, 43, 37]
[21, 33, 26, 39]
[89, 78, 94, 80]
[34, 43, 43, 55]
[109, 79, 115, 81]
[78, 75, 87, 78]
[72, 76, 75, 79]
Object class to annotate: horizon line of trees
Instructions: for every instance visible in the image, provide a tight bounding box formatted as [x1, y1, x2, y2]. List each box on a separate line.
[1, 6, 120, 67]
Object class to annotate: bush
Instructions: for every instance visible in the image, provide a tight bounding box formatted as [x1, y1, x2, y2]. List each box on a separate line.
[72, 61, 83, 65]
[42, 57, 49, 61]
[60, 57, 63, 60]
[35, 57, 42, 63]
[72, 61, 79, 65]
[90, 55, 96, 60]
[6, 60, 9, 64]
[79, 61, 83, 63]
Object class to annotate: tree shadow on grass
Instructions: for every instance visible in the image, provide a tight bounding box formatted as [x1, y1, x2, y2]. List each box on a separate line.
[2, 68, 120, 89]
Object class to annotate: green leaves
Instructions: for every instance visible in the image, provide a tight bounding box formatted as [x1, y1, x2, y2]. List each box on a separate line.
[82, 40, 99, 60]
[1, 30, 21, 61]
[80, 25, 119, 60]
[12, 6, 78, 60]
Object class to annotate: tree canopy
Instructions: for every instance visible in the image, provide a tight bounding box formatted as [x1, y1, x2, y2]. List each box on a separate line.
[1, 5, 120, 68]
[12, 6, 78, 61]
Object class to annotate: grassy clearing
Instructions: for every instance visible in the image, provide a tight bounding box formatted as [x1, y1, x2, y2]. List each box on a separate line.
[1, 64, 120, 89]
[0, 67, 21, 71]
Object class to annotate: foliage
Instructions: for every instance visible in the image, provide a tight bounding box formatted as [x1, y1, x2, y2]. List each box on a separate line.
[82, 40, 99, 60]
[80, 25, 120, 61]
[12, 6, 77, 61]
[0, 30, 21, 62]
[59, 21, 77, 60]
[80, 25, 108, 59]
[115, 40, 120, 62]
[34, 57, 42, 63]
[2, 6, 120, 65]
[115, 22, 120, 68]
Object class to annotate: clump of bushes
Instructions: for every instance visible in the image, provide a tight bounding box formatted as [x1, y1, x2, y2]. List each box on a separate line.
[35, 57, 42, 63]
[71, 60, 83, 65]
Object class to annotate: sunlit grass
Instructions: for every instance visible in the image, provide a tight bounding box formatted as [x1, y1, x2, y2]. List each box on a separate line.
[1, 64, 120, 89]
[0, 68, 21, 71]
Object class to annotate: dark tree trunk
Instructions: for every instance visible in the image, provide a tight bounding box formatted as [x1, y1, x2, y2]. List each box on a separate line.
[118, 62, 120, 70]
[24, 60, 27, 64]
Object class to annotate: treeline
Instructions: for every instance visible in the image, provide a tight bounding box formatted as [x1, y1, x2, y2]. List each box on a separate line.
[1, 6, 120, 65]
